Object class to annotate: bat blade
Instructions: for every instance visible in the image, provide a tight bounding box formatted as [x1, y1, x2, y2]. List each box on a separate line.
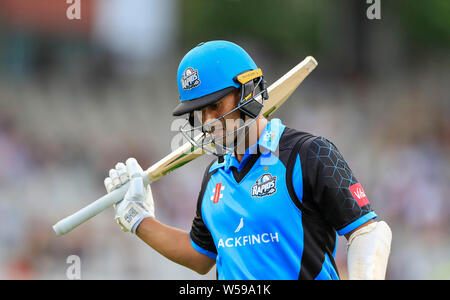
[262, 56, 317, 117]
[53, 56, 318, 236]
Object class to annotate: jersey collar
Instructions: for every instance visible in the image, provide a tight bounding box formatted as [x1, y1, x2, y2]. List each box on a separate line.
[209, 118, 286, 173]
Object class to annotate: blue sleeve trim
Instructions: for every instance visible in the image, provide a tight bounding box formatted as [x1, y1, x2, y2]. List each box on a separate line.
[337, 211, 377, 236]
[190, 238, 217, 260]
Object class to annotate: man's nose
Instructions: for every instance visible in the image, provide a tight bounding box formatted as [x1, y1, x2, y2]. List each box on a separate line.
[202, 108, 225, 134]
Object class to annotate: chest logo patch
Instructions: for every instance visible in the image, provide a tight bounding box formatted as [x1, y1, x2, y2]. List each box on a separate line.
[251, 173, 277, 197]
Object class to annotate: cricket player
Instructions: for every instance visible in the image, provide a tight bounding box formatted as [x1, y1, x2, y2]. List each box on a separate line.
[104, 41, 392, 280]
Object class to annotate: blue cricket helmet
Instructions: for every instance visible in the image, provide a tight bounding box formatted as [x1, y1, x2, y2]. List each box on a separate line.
[172, 40, 259, 116]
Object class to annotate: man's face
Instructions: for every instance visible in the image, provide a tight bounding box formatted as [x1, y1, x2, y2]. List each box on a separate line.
[192, 89, 244, 149]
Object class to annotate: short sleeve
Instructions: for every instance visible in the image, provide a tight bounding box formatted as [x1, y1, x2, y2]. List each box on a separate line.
[303, 137, 377, 235]
[189, 163, 218, 259]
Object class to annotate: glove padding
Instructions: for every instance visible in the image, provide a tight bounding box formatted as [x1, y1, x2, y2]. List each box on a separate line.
[104, 158, 154, 233]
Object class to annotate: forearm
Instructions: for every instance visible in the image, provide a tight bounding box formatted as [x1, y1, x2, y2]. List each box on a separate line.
[136, 217, 214, 274]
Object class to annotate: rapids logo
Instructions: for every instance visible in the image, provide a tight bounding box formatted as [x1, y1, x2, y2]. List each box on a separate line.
[251, 173, 277, 197]
[181, 67, 201, 90]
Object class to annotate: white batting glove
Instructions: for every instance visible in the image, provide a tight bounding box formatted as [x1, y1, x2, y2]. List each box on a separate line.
[104, 158, 155, 233]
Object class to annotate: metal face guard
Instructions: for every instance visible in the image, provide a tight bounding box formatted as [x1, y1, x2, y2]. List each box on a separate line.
[179, 79, 267, 157]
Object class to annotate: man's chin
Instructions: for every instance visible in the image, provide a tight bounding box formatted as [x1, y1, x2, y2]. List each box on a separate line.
[213, 131, 248, 154]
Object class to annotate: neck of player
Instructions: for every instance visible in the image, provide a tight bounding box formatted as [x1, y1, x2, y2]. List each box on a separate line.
[234, 115, 268, 163]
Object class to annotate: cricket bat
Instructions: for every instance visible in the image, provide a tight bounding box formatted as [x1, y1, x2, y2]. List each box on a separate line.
[53, 56, 318, 236]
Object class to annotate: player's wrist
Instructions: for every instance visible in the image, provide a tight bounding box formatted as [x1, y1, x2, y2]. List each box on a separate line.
[116, 199, 154, 233]
[134, 216, 158, 236]
[132, 215, 155, 233]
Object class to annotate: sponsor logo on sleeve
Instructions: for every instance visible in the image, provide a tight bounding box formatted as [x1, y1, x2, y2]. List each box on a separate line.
[349, 183, 370, 207]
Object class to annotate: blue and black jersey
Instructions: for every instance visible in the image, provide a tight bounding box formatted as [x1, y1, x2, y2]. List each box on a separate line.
[190, 118, 377, 280]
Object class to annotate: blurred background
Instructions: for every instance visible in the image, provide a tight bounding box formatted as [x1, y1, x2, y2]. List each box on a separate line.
[0, 0, 448, 280]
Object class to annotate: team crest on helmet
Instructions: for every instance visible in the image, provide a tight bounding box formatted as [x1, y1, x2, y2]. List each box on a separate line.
[181, 67, 201, 90]
[251, 173, 277, 197]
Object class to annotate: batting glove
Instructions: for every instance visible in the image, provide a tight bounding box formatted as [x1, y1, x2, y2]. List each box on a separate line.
[104, 158, 155, 233]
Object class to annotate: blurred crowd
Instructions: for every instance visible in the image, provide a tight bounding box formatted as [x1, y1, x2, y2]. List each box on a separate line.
[0, 0, 449, 280]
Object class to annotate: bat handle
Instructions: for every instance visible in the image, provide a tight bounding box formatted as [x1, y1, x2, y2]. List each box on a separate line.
[52, 175, 151, 236]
